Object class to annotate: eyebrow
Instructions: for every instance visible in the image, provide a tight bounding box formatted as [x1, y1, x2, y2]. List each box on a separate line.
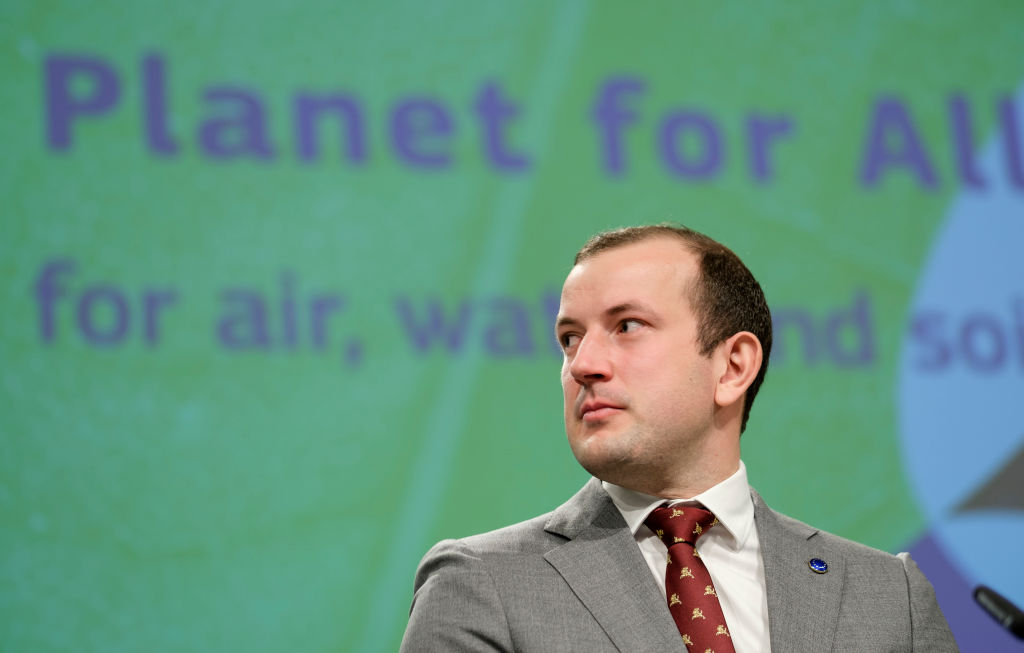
[555, 301, 655, 330]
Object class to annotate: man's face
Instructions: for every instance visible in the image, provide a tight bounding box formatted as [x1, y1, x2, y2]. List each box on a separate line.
[556, 237, 719, 487]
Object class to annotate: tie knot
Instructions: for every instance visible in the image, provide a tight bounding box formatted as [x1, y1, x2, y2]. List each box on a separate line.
[645, 504, 718, 548]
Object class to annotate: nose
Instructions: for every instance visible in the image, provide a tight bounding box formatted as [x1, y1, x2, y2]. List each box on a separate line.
[568, 333, 611, 385]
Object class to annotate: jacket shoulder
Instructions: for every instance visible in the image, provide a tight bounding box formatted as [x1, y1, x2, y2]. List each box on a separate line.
[451, 510, 565, 556]
[753, 489, 903, 562]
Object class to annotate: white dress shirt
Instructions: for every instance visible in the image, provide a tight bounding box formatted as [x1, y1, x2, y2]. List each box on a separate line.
[603, 461, 771, 653]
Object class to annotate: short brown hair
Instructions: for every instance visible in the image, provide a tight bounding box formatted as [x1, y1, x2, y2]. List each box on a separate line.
[574, 224, 772, 433]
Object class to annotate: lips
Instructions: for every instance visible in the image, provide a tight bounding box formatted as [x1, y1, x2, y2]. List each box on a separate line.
[579, 399, 624, 421]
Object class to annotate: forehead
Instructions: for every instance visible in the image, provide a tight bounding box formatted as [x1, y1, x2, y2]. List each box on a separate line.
[560, 237, 698, 310]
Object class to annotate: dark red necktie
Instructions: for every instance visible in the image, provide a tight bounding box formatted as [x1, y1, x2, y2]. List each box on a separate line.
[644, 505, 736, 653]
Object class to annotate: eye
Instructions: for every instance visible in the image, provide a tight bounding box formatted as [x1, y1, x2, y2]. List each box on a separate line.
[618, 318, 644, 334]
[559, 332, 581, 350]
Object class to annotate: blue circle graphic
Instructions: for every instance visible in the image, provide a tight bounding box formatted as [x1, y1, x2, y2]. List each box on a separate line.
[898, 83, 1024, 621]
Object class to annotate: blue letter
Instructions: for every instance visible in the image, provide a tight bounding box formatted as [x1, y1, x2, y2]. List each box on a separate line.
[859, 96, 938, 189]
[591, 77, 646, 176]
[45, 54, 121, 151]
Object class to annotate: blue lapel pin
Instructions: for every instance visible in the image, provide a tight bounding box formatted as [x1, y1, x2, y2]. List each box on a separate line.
[808, 558, 828, 574]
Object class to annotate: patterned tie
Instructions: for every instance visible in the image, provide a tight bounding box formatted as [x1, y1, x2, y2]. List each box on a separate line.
[644, 504, 736, 653]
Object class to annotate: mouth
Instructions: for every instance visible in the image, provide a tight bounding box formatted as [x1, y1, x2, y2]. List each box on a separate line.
[581, 407, 622, 422]
[579, 401, 624, 422]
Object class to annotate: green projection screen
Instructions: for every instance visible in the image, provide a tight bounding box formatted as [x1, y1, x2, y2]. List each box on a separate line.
[3, 3, 1023, 651]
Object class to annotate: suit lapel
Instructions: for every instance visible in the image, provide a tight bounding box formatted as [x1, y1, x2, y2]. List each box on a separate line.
[753, 490, 844, 653]
[543, 478, 685, 652]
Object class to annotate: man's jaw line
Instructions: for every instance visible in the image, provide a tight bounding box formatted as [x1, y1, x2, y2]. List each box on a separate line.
[570, 419, 741, 498]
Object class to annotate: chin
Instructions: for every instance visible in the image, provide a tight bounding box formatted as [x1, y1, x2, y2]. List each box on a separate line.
[569, 430, 636, 482]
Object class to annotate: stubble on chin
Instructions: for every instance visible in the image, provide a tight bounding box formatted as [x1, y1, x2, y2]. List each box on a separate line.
[568, 425, 645, 485]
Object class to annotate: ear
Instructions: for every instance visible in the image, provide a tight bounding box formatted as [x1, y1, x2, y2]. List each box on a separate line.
[713, 331, 763, 409]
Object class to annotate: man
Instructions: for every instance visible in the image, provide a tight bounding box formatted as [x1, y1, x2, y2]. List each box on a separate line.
[400, 225, 957, 652]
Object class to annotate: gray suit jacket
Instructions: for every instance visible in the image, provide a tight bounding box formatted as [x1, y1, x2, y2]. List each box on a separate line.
[400, 478, 957, 652]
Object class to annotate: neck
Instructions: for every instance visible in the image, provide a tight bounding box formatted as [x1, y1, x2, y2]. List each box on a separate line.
[651, 458, 740, 499]
[613, 433, 741, 499]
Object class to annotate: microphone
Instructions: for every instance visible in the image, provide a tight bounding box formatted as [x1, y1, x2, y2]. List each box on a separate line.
[974, 585, 1024, 640]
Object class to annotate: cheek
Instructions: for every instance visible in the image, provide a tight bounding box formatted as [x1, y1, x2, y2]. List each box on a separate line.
[561, 379, 575, 405]
[560, 369, 579, 411]
[644, 365, 703, 408]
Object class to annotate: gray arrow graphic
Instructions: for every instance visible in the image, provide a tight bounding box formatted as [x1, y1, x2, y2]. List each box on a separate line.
[954, 439, 1024, 513]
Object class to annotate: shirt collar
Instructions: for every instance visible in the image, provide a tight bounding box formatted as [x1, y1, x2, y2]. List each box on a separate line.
[601, 460, 755, 549]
